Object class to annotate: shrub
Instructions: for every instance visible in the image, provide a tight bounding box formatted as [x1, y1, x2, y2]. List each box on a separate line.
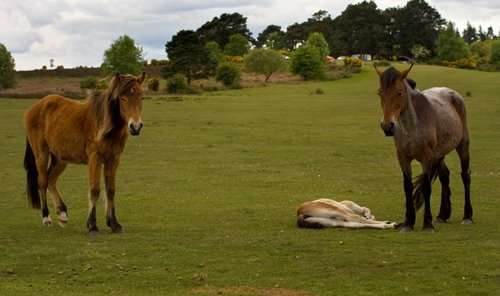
[490, 40, 500, 65]
[290, 45, 325, 80]
[167, 73, 188, 93]
[443, 57, 477, 69]
[80, 76, 98, 89]
[216, 62, 241, 87]
[147, 77, 160, 92]
[244, 48, 288, 82]
[343, 57, 363, 68]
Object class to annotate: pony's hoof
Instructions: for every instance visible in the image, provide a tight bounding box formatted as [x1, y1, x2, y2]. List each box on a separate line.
[112, 227, 124, 234]
[461, 218, 473, 225]
[423, 227, 435, 233]
[434, 217, 447, 224]
[393, 222, 403, 229]
[399, 225, 413, 233]
[88, 230, 100, 237]
[58, 211, 69, 222]
[42, 216, 53, 227]
[58, 212, 69, 228]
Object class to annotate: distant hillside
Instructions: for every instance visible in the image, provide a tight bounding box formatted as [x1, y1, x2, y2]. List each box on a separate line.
[17, 65, 163, 78]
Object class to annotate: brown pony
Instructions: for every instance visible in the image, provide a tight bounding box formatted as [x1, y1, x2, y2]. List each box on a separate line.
[375, 65, 472, 232]
[23, 72, 146, 236]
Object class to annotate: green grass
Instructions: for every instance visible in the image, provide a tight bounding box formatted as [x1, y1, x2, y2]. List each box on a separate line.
[1, 63, 499, 295]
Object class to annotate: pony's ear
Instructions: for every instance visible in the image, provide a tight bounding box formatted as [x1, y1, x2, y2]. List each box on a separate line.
[374, 65, 383, 77]
[400, 64, 414, 79]
[137, 72, 146, 84]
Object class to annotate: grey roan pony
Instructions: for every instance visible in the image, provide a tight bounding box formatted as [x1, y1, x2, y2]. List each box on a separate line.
[375, 65, 473, 232]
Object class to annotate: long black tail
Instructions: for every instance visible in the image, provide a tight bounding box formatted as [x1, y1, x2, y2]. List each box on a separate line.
[412, 171, 439, 211]
[24, 138, 41, 209]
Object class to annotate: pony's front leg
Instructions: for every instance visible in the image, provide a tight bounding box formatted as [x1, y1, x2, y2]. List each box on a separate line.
[401, 172, 416, 232]
[420, 171, 435, 232]
[398, 155, 415, 232]
[87, 156, 102, 236]
[104, 157, 123, 233]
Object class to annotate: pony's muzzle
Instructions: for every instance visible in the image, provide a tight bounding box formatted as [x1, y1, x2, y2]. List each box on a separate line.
[381, 122, 394, 137]
[129, 121, 143, 135]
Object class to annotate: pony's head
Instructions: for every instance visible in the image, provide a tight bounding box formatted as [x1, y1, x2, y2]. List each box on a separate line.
[374, 65, 413, 136]
[109, 72, 146, 136]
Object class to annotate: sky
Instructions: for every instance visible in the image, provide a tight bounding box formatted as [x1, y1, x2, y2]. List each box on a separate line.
[2, 0, 499, 70]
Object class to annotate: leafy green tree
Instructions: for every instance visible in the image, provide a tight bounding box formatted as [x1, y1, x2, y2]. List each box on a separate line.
[0, 43, 16, 89]
[395, 0, 445, 57]
[101, 35, 144, 75]
[331, 1, 382, 57]
[306, 32, 329, 59]
[205, 41, 224, 75]
[437, 22, 469, 61]
[462, 22, 478, 44]
[290, 45, 325, 80]
[378, 7, 399, 59]
[282, 11, 335, 52]
[490, 40, 500, 64]
[197, 13, 253, 48]
[224, 33, 250, 56]
[470, 40, 492, 64]
[215, 62, 240, 87]
[485, 26, 496, 40]
[244, 48, 288, 82]
[256, 25, 284, 48]
[164, 30, 209, 84]
[283, 22, 310, 50]
[265, 32, 286, 50]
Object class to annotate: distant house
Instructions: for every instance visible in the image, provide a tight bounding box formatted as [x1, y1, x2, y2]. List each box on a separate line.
[352, 54, 372, 61]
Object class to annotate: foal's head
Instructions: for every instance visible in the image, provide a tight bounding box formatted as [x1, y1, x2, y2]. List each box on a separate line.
[375, 65, 413, 136]
[109, 72, 146, 136]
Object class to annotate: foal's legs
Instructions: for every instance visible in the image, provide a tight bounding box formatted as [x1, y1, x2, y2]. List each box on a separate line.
[47, 155, 69, 227]
[339, 200, 374, 219]
[435, 160, 452, 223]
[104, 157, 123, 233]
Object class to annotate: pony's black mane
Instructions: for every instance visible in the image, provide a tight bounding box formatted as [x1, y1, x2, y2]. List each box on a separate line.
[380, 67, 400, 91]
[380, 66, 416, 90]
[88, 75, 138, 139]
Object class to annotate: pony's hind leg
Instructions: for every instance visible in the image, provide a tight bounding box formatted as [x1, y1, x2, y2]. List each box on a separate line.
[35, 150, 52, 226]
[47, 155, 69, 227]
[435, 160, 451, 223]
[457, 142, 473, 224]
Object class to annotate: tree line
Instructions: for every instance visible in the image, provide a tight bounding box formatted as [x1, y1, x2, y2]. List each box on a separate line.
[1, 0, 499, 90]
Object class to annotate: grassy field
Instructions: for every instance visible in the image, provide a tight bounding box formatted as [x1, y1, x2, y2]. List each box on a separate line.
[1, 63, 499, 295]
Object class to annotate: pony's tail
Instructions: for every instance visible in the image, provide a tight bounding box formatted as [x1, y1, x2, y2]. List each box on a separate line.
[24, 138, 41, 209]
[412, 171, 439, 211]
[297, 215, 325, 229]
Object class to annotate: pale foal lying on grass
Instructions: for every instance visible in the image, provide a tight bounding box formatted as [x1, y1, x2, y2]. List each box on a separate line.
[297, 198, 400, 229]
